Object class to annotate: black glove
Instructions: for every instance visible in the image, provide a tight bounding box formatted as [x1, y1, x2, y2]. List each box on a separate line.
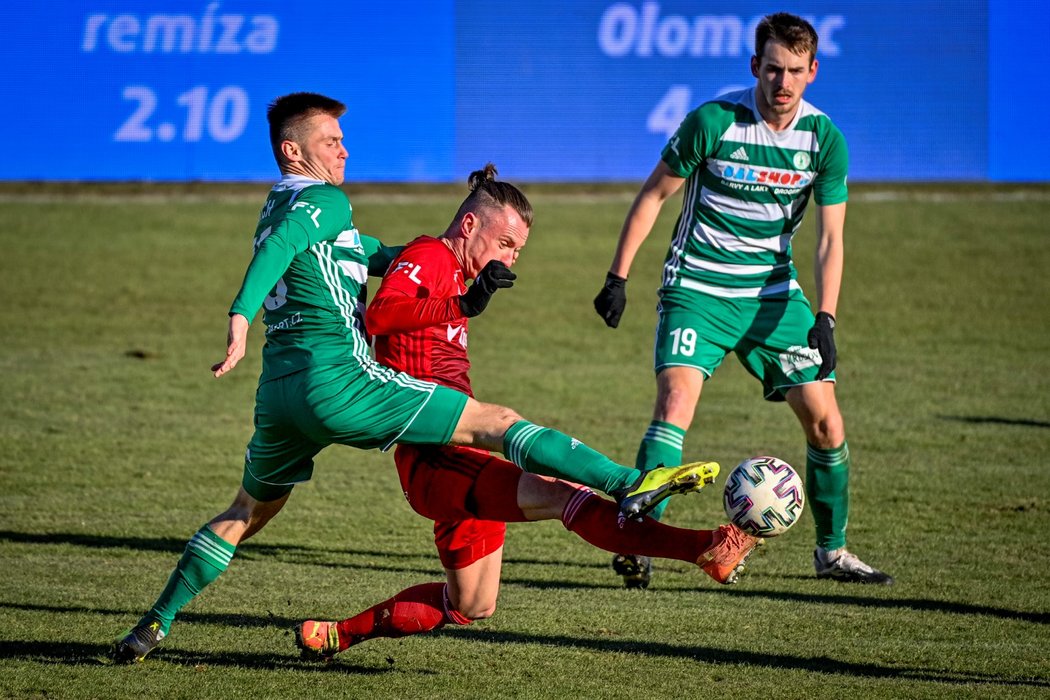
[459, 260, 516, 317]
[593, 272, 627, 328]
[807, 311, 837, 381]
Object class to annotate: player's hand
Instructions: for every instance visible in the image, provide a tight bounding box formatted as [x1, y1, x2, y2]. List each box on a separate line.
[807, 311, 837, 381]
[212, 313, 250, 378]
[459, 260, 516, 317]
[593, 272, 627, 328]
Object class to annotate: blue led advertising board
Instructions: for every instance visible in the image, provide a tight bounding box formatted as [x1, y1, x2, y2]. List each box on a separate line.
[3, 1, 1047, 182]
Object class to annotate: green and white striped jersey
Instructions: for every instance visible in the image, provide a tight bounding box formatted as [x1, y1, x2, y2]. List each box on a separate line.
[229, 175, 398, 383]
[660, 87, 848, 298]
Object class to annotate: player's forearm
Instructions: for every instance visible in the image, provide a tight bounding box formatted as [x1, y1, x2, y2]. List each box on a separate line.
[813, 203, 846, 316]
[367, 294, 463, 336]
[609, 164, 682, 278]
[814, 243, 843, 317]
[609, 195, 662, 278]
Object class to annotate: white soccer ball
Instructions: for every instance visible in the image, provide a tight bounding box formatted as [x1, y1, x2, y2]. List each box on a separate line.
[723, 456, 805, 537]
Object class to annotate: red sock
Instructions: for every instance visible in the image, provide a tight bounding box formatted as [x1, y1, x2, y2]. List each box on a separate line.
[335, 582, 471, 650]
[562, 490, 716, 562]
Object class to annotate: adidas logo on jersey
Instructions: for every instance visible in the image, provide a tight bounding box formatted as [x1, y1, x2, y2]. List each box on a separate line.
[730, 147, 749, 161]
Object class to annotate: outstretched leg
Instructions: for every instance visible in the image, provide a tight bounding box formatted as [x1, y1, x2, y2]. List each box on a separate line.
[295, 445, 756, 661]
[469, 457, 757, 585]
[297, 534, 501, 657]
[297, 578, 478, 659]
[448, 399, 713, 519]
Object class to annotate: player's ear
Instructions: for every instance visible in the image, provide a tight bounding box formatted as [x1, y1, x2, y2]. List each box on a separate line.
[808, 58, 819, 84]
[460, 211, 479, 238]
[280, 140, 301, 163]
[750, 54, 759, 78]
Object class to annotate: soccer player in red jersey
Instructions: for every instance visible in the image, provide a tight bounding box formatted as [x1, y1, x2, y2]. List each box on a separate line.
[294, 164, 759, 659]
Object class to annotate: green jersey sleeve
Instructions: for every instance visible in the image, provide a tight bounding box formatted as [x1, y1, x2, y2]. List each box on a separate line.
[229, 185, 351, 322]
[812, 123, 849, 206]
[661, 101, 729, 178]
[361, 235, 404, 277]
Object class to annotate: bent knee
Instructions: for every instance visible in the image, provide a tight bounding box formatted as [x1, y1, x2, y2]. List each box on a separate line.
[219, 488, 261, 525]
[484, 403, 523, 429]
[452, 400, 523, 449]
[807, 416, 845, 447]
[518, 474, 580, 521]
[457, 601, 497, 621]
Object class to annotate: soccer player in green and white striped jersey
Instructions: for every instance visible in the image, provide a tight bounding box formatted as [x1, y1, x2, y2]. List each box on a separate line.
[594, 12, 893, 588]
[112, 92, 718, 664]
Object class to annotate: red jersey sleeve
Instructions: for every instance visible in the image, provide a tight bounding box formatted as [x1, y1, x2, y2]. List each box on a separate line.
[367, 238, 466, 336]
[367, 236, 474, 395]
[367, 288, 462, 337]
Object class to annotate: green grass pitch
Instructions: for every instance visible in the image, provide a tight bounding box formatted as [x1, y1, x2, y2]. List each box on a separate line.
[0, 182, 1048, 699]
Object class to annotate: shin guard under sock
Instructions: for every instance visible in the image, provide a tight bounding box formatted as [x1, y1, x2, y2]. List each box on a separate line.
[504, 420, 638, 495]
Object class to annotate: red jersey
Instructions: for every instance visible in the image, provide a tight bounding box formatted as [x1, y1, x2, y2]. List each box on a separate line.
[367, 236, 473, 396]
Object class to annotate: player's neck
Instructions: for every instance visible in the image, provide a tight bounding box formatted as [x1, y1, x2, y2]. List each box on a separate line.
[440, 236, 468, 273]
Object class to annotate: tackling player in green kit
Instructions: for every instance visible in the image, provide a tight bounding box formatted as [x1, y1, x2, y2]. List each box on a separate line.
[111, 92, 717, 664]
[594, 13, 893, 588]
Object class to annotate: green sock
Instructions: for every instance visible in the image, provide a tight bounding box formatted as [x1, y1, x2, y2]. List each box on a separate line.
[806, 442, 850, 550]
[503, 420, 638, 495]
[141, 525, 236, 635]
[634, 421, 687, 521]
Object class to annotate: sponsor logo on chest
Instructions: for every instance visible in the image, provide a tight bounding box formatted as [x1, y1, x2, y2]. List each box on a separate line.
[721, 164, 811, 188]
[446, 324, 468, 348]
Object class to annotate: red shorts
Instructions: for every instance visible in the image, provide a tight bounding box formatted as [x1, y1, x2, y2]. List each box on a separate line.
[394, 444, 519, 570]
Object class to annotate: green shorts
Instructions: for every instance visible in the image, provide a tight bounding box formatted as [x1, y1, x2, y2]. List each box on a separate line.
[242, 362, 468, 501]
[653, 287, 835, 402]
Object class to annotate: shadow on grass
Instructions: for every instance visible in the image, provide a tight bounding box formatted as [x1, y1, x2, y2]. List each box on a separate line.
[0, 530, 608, 573]
[4, 562, 1047, 628]
[0, 640, 402, 675]
[434, 627, 1050, 688]
[0, 529, 425, 560]
[1, 602, 1046, 686]
[3, 530, 1047, 620]
[939, 414, 1050, 429]
[703, 587, 1049, 625]
[0, 601, 299, 628]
